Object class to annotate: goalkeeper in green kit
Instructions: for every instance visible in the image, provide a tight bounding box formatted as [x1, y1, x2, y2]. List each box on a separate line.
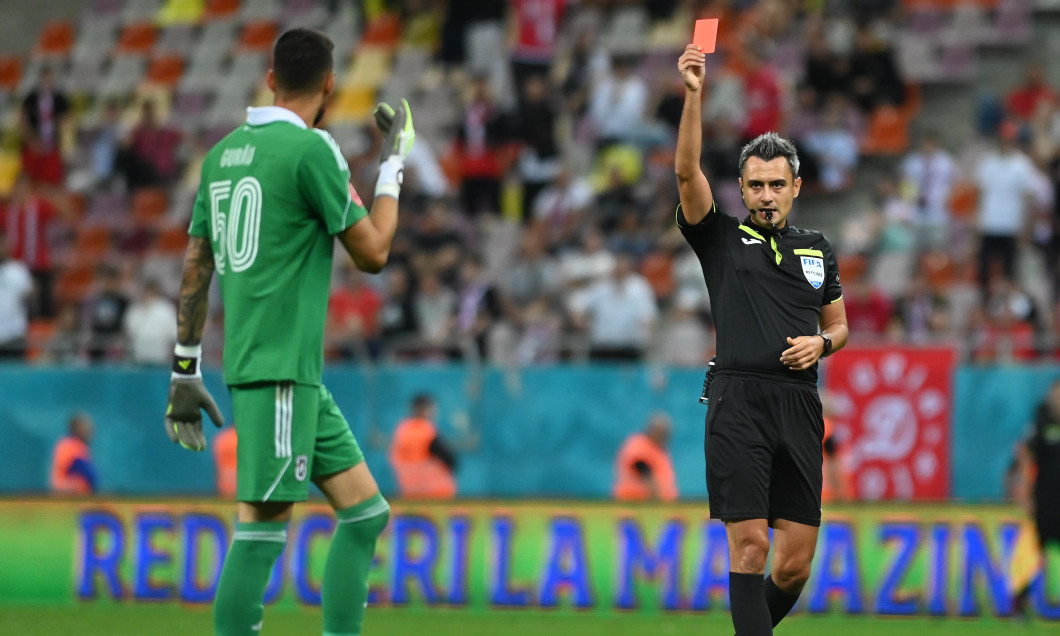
[163, 28, 412, 636]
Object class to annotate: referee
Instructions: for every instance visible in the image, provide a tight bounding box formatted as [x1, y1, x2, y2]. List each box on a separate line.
[675, 44, 849, 635]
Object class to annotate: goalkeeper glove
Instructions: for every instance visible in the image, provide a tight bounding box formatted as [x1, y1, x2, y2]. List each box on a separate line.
[165, 344, 225, 451]
[373, 98, 415, 201]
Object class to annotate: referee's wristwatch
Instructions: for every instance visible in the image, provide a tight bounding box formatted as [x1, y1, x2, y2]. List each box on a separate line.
[818, 333, 833, 357]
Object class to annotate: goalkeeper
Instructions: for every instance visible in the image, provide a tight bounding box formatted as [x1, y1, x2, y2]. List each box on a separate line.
[164, 28, 413, 636]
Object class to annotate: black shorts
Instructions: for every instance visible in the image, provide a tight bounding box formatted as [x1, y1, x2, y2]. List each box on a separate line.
[704, 372, 824, 527]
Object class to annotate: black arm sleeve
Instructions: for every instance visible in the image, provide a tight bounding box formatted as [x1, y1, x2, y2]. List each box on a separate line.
[429, 436, 458, 471]
[821, 237, 843, 305]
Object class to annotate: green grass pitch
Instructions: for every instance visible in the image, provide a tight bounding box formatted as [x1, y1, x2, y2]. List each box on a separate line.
[1, 605, 1056, 636]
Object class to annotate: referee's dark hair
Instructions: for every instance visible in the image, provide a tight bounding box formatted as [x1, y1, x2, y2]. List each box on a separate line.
[738, 132, 801, 179]
[272, 28, 334, 96]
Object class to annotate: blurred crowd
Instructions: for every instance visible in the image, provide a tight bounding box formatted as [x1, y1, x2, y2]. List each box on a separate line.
[0, 0, 1058, 367]
[837, 58, 1060, 364]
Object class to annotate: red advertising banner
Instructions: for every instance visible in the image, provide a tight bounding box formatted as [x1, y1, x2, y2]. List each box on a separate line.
[825, 347, 956, 500]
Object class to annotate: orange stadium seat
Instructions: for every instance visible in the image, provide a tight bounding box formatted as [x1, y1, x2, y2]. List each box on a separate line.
[0, 56, 21, 91]
[68, 193, 87, 220]
[146, 54, 185, 86]
[837, 254, 868, 283]
[35, 21, 74, 56]
[239, 21, 278, 51]
[25, 319, 56, 362]
[920, 250, 956, 288]
[55, 266, 96, 304]
[117, 23, 158, 55]
[203, 0, 241, 20]
[74, 226, 112, 264]
[860, 105, 910, 156]
[438, 149, 461, 187]
[640, 252, 674, 300]
[131, 187, 169, 224]
[948, 181, 978, 219]
[362, 13, 402, 47]
[153, 225, 189, 254]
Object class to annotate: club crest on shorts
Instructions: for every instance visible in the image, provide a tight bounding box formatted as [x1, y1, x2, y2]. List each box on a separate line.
[295, 455, 308, 481]
[800, 256, 825, 289]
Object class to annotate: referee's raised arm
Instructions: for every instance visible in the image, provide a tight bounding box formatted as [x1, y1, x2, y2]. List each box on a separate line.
[675, 44, 714, 225]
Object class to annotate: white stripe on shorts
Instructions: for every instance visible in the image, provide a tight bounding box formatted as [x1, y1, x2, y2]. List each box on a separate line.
[274, 385, 283, 458]
[274, 384, 293, 458]
[286, 384, 293, 457]
[262, 456, 292, 502]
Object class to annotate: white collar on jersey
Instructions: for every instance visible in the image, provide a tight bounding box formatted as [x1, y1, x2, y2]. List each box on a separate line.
[245, 106, 307, 129]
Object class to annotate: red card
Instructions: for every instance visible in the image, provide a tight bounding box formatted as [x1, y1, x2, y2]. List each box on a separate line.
[693, 18, 719, 54]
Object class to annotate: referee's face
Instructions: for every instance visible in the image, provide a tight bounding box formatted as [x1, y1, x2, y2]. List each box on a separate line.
[739, 156, 802, 230]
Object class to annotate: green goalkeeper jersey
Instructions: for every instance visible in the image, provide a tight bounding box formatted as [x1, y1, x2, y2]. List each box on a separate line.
[189, 106, 367, 386]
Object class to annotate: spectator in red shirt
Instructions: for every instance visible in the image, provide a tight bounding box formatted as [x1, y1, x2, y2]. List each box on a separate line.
[509, 0, 564, 103]
[2, 174, 70, 318]
[328, 265, 383, 360]
[20, 66, 70, 187]
[116, 100, 183, 191]
[1006, 62, 1059, 122]
[454, 75, 508, 216]
[740, 48, 783, 141]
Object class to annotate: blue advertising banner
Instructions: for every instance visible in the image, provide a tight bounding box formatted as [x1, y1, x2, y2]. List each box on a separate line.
[3, 362, 1060, 500]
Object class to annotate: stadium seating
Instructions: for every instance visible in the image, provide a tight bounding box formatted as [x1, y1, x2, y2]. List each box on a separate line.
[0, 0, 1052, 365]
[204, 0, 241, 21]
[55, 264, 96, 305]
[145, 54, 185, 87]
[131, 187, 169, 225]
[116, 23, 159, 55]
[35, 21, 75, 58]
[0, 57, 21, 92]
[73, 226, 113, 265]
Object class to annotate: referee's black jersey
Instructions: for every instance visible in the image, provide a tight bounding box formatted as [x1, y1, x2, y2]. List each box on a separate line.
[678, 203, 843, 384]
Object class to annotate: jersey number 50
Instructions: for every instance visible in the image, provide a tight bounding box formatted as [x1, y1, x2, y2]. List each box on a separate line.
[208, 177, 262, 275]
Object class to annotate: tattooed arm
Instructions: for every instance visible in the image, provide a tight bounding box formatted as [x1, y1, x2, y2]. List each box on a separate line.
[166, 235, 224, 452]
[176, 236, 215, 346]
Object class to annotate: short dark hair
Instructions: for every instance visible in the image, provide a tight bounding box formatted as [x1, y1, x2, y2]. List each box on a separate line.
[738, 132, 800, 179]
[272, 28, 334, 96]
[412, 393, 434, 412]
[68, 411, 91, 434]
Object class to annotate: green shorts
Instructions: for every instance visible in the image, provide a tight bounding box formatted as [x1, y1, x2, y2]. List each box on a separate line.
[229, 382, 364, 502]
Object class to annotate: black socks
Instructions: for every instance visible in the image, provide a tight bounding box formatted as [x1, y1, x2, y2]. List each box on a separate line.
[763, 575, 801, 627]
[729, 572, 772, 636]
